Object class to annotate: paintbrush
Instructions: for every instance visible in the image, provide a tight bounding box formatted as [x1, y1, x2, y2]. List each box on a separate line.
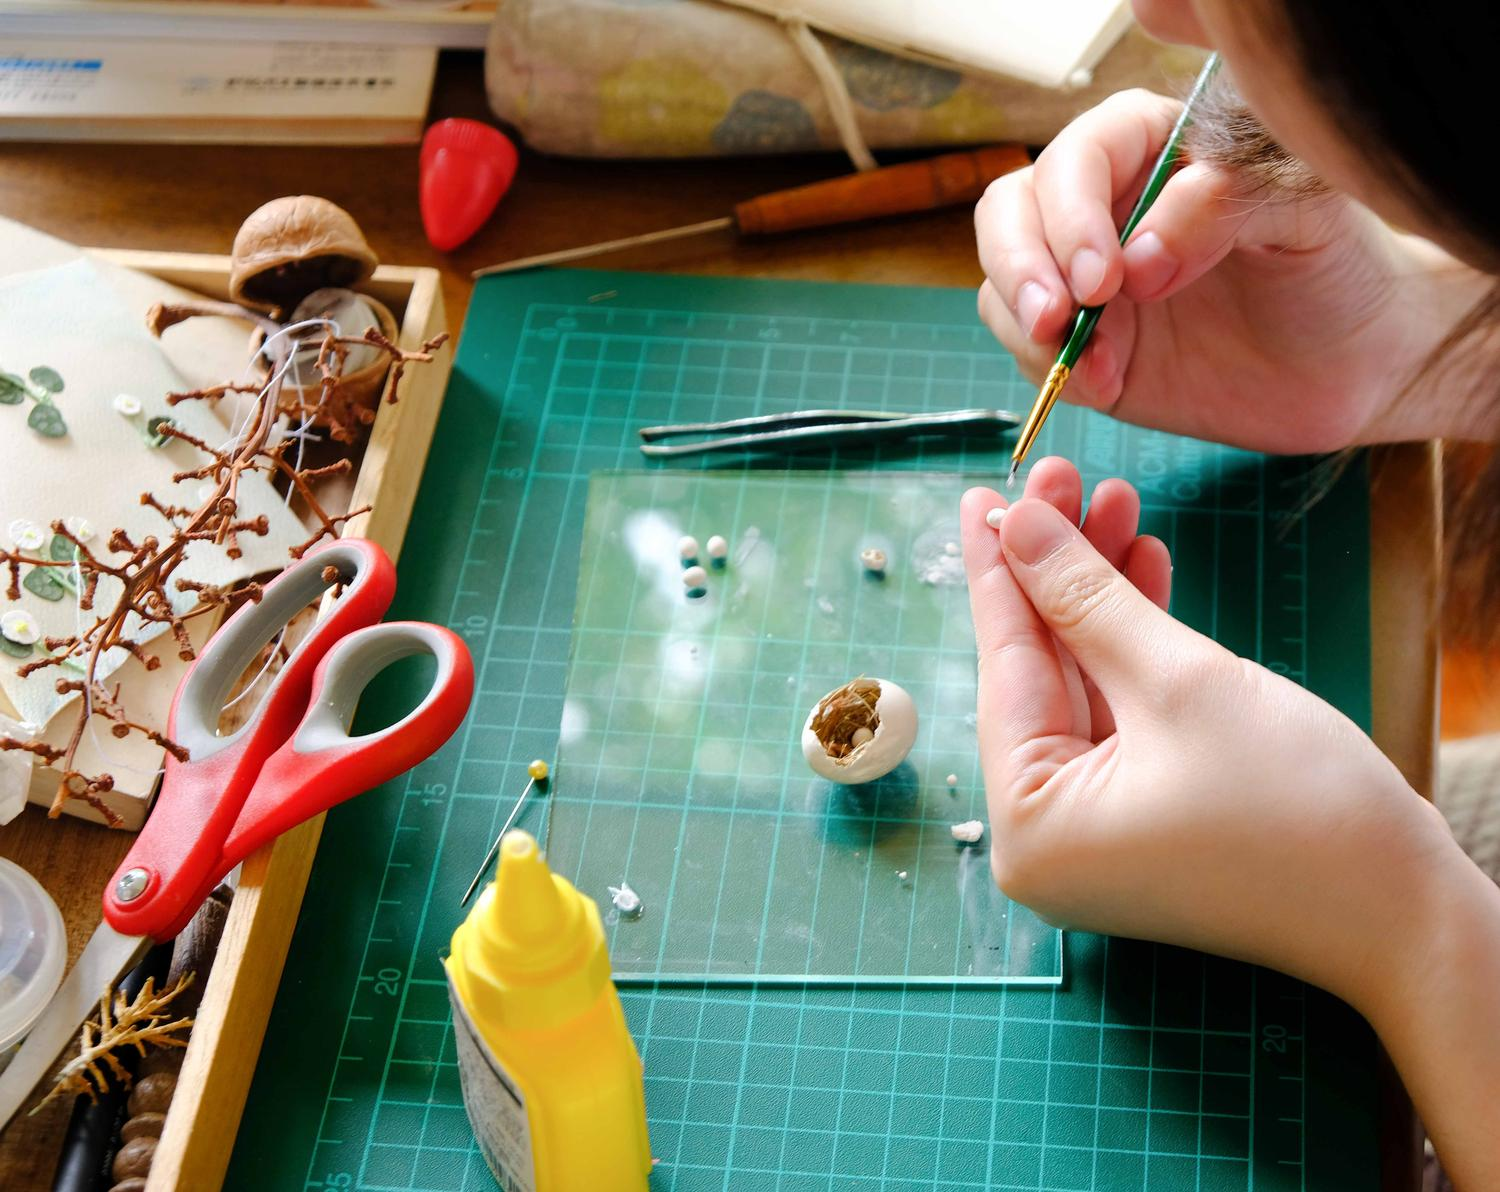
[1008, 52, 1222, 484]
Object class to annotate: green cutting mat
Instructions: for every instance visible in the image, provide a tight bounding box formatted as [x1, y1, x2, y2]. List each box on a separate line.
[551, 470, 1063, 985]
[230, 270, 1379, 1191]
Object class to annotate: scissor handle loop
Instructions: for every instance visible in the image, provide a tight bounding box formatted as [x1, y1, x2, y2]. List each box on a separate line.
[171, 538, 395, 761]
[217, 621, 475, 871]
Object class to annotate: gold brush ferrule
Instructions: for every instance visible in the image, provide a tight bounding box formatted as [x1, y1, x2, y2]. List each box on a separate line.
[1010, 360, 1072, 470]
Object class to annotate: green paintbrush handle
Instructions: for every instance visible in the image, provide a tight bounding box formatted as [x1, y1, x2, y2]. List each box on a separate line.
[1054, 52, 1221, 373]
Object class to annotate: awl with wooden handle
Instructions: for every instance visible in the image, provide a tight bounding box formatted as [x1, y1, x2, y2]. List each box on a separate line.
[472, 144, 1031, 278]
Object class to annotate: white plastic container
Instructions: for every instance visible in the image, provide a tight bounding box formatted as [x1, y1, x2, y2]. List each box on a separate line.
[0, 857, 66, 1072]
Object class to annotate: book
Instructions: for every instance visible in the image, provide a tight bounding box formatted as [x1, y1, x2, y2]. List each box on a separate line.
[0, 36, 438, 143]
[720, 0, 1133, 89]
[0, 0, 492, 50]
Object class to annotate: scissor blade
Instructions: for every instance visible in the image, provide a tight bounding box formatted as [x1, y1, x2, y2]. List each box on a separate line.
[0, 921, 148, 1130]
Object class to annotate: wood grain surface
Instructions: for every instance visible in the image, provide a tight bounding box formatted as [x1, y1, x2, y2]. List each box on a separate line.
[0, 52, 1435, 1191]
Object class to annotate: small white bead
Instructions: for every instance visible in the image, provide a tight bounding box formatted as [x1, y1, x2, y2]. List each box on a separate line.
[706, 535, 729, 561]
[946, 773, 959, 788]
[985, 507, 1006, 529]
[950, 820, 985, 844]
[682, 564, 708, 591]
[678, 536, 700, 561]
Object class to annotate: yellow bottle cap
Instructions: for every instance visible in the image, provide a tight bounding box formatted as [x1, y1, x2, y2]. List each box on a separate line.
[448, 830, 611, 1032]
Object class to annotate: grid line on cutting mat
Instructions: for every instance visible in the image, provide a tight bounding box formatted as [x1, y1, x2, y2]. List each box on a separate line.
[229, 271, 1379, 1192]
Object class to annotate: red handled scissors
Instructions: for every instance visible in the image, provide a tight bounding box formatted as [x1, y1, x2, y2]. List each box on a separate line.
[0, 538, 474, 1126]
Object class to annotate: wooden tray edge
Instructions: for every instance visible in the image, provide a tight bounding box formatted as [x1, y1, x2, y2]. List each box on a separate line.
[83, 252, 454, 1192]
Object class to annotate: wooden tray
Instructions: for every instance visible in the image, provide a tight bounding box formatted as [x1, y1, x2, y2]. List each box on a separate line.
[0, 249, 449, 1192]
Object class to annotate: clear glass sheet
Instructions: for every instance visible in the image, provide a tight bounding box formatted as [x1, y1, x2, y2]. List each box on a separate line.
[546, 470, 1062, 985]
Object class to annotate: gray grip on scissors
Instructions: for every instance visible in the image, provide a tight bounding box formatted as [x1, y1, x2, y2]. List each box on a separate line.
[294, 623, 464, 754]
[173, 541, 372, 763]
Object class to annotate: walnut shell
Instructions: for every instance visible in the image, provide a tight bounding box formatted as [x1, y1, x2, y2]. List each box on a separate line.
[229, 196, 378, 313]
[272, 293, 400, 442]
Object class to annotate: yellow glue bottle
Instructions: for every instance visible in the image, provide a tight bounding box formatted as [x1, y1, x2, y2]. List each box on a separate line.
[445, 830, 652, 1192]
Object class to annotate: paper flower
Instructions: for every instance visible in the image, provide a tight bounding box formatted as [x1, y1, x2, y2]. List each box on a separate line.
[64, 516, 96, 543]
[8, 519, 46, 552]
[113, 393, 143, 417]
[1, 609, 41, 645]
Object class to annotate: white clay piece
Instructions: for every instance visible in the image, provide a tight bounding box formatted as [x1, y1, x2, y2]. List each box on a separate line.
[706, 535, 729, 563]
[609, 881, 644, 919]
[950, 820, 984, 844]
[678, 535, 700, 562]
[985, 507, 1006, 529]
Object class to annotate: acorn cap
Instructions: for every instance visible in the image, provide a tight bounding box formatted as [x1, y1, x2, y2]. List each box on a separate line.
[229, 195, 378, 312]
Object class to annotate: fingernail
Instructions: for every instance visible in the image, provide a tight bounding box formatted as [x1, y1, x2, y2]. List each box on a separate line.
[1016, 282, 1050, 338]
[1002, 500, 1072, 566]
[985, 506, 1006, 529]
[1122, 231, 1178, 299]
[1069, 248, 1106, 302]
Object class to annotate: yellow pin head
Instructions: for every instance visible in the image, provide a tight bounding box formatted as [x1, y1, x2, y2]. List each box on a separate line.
[528, 759, 550, 782]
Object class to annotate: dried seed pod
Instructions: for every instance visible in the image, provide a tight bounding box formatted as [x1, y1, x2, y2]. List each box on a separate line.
[126, 1071, 177, 1116]
[111, 1135, 158, 1182]
[229, 196, 378, 313]
[121, 1111, 166, 1142]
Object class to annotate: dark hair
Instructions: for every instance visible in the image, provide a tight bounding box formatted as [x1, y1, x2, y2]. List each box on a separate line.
[1186, 8, 1500, 641]
[1254, 0, 1500, 273]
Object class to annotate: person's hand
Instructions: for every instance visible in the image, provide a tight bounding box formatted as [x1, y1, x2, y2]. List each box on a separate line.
[959, 457, 1461, 1007]
[975, 90, 1489, 451]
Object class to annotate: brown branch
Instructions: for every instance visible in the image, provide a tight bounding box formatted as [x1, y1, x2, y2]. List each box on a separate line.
[5, 294, 441, 820]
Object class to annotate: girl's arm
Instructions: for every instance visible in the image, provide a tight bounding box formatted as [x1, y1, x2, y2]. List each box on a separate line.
[1368, 856, 1500, 1192]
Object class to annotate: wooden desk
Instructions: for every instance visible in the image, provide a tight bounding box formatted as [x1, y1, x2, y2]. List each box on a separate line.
[0, 52, 1432, 1191]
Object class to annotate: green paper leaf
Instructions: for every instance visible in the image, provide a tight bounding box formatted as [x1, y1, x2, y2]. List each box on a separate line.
[28, 365, 63, 394]
[0, 636, 33, 659]
[146, 415, 176, 448]
[22, 566, 66, 601]
[27, 403, 67, 438]
[0, 372, 25, 404]
[47, 534, 80, 592]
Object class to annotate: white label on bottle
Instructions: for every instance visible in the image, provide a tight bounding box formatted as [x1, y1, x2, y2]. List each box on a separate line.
[447, 971, 537, 1192]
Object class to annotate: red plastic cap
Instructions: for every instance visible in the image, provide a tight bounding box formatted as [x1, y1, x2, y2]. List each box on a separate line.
[419, 118, 519, 252]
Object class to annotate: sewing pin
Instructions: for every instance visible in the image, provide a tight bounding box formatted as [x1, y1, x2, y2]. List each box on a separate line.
[461, 759, 550, 906]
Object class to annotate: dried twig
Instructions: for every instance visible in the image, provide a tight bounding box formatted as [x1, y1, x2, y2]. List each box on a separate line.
[31, 974, 195, 1114]
[0, 316, 444, 821]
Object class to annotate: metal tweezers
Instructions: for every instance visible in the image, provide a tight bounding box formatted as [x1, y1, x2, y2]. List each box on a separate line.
[638, 408, 1018, 458]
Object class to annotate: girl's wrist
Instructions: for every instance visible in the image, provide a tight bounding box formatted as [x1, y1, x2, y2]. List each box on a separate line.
[1353, 845, 1500, 1188]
